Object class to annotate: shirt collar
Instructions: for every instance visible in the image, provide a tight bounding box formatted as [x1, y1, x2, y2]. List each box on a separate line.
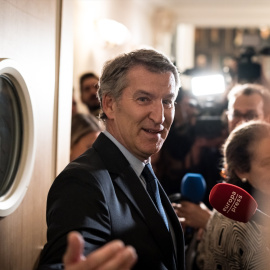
[103, 131, 147, 178]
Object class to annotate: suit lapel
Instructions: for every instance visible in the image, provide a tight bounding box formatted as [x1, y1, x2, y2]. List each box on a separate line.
[93, 134, 178, 269]
[115, 165, 177, 270]
[159, 182, 185, 268]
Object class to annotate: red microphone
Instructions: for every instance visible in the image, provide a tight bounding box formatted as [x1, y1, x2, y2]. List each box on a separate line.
[209, 183, 270, 224]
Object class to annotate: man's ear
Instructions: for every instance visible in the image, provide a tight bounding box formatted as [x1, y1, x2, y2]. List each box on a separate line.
[102, 94, 115, 119]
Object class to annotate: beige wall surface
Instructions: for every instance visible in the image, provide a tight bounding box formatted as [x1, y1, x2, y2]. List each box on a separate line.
[73, 0, 155, 114]
[0, 1, 60, 269]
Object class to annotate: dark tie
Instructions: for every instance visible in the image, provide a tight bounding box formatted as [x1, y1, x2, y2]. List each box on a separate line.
[142, 163, 169, 230]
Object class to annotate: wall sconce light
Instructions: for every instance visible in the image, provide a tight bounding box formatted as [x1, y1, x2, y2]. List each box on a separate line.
[260, 26, 270, 40]
[96, 18, 131, 47]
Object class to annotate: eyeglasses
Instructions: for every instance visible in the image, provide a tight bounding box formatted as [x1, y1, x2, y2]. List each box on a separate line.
[226, 111, 260, 121]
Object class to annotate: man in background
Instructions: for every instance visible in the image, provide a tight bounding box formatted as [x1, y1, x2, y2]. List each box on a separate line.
[226, 83, 270, 132]
[80, 72, 101, 117]
[172, 83, 270, 270]
[174, 83, 270, 230]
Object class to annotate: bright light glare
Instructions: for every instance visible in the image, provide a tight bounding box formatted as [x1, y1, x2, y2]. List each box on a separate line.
[191, 74, 225, 96]
[97, 18, 131, 46]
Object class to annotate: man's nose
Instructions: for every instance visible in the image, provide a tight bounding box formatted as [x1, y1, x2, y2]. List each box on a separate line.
[90, 86, 98, 92]
[235, 118, 247, 128]
[150, 101, 165, 123]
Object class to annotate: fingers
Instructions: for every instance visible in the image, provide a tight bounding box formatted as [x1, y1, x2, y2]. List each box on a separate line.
[85, 240, 137, 270]
[63, 232, 85, 265]
[104, 245, 137, 270]
[172, 203, 188, 217]
[173, 201, 212, 229]
[172, 202, 199, 227]
[172, 203, 181, 215]
[63, 233, 137, 270]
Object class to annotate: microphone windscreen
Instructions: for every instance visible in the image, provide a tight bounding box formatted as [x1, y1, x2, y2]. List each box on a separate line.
[181, 173, 206, 204]
[209, 183, 258, 223]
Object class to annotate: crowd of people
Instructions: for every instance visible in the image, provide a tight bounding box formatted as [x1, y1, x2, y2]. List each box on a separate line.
[172, 83, 270, 269]
[36, 47, 270, 270]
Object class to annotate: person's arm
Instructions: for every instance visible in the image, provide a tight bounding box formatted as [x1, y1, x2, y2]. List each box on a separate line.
[64, 232, 137, 270]
[40, 172, 113, 265]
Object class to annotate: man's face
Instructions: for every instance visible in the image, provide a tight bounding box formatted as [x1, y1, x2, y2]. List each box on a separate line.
[104, 65, 176, 162]
[227, 93, 264, 132]
[81, 77, 100, 111]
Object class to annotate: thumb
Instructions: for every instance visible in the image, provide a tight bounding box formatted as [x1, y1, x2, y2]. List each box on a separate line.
[63, 231, 85, 265]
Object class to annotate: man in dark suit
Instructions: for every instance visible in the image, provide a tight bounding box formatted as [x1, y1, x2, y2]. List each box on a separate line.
[38, 49, 185, 270]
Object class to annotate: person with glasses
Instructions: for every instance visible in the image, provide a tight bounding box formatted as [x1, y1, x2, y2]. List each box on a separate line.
[226, 83, 270, 132]
[172, 83, 270, 269]
[173, 83, 270, 231]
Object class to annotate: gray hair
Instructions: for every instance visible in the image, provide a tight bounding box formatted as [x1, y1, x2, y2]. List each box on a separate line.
[97, 48, 180, 120]
[228, 83, 270, 117]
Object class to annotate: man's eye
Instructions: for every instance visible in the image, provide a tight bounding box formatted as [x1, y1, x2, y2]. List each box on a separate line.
[163, 100, 174, 108]
[137, 97, 149, 103]
[246, 113, 258, 120]
[232, 113, 241, 118]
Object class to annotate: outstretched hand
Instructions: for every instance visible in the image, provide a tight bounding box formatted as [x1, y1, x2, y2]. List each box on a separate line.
[63, 232, 137, 270]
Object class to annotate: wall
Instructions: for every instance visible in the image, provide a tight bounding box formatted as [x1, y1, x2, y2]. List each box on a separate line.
[0, 0, 73, 269]
[153, 0, 270, 27]
[73, 0, 155, 113]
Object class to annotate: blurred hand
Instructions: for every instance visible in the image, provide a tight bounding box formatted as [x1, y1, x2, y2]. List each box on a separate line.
[63, 231, 137, 270]
[172, 201, 212, 230]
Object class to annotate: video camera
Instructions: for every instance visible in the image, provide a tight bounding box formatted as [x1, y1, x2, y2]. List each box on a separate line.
[237, 46, 261, 83]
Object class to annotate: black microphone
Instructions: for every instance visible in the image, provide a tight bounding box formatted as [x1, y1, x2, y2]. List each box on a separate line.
[209, 183, 270, 225]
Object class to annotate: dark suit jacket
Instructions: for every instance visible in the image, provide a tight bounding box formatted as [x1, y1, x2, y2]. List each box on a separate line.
[38, 133, 185, 270]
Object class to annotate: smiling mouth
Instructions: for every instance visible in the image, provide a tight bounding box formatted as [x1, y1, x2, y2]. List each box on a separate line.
[143, 128, 163, 134]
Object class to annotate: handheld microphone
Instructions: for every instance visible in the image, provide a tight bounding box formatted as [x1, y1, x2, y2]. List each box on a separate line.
[181, 173, 206, 204]
[209, 183, 270, 225]
[180, 173, 207, 244]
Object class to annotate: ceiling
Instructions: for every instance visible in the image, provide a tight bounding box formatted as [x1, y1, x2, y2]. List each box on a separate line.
[142, 0, 270, 27]
[146, 0, 270, 7]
